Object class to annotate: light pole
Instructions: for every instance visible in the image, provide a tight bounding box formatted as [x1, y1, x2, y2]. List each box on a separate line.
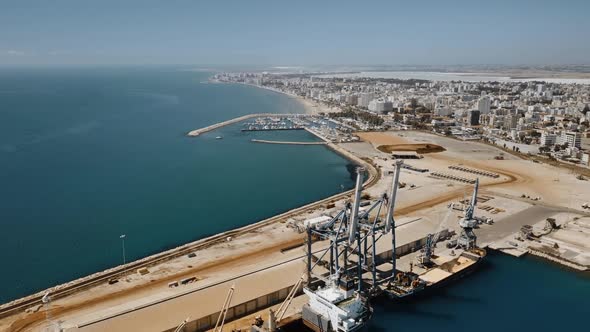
[120, 234, 126, 265]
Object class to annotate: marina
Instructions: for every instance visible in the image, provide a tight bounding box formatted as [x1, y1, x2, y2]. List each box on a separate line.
[251, 139, 327, 146]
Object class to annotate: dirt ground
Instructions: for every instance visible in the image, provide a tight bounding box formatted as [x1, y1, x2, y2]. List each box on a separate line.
[355, 131, 410, 146]
[356, 131, 445, 154]
[376, 143, 445, 154]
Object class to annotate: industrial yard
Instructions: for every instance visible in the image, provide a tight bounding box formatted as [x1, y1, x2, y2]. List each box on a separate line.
[1, 123, 589, 332]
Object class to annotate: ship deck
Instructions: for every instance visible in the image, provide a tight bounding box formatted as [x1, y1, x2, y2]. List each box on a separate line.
[420, 252, 482, 284]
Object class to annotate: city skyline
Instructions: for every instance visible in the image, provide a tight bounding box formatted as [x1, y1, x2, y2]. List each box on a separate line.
[1, 0, 589, 66]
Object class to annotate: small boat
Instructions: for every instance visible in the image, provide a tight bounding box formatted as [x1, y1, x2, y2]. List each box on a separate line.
[215, 136, 223, 139]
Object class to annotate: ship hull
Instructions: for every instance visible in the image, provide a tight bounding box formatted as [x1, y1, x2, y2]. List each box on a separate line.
[383, 249, 486, 301]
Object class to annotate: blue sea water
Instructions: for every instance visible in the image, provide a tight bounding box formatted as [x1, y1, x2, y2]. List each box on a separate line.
[370, 251, 590, 331]
[0, 67, 356, 303]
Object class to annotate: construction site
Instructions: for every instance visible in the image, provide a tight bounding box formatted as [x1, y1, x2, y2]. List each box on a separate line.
[1, 124, 589, 332]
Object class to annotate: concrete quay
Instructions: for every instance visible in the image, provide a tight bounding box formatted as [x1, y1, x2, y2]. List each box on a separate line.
[251, 139, 327, 145]
[186, 113, 315, 137]
[61, 229, 437, 332]
[187, 113, 280, 136]
[62, 255, 306, 331]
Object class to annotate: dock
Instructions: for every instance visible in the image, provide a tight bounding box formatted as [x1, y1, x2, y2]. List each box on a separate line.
[251, 139, 327, 145]
[187, 113, 315, 137]
[187, 113, 282, 136]
[242, 127, 305, 132]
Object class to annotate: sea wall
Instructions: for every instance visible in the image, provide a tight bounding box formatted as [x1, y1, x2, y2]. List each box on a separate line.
[527, 248, 588, 271]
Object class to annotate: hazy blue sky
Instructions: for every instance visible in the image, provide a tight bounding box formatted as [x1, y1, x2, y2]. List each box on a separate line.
[1, 0, 588, 66]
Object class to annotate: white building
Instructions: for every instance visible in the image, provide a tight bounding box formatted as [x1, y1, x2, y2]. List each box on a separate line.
[345, 95, 358, 105]
[434, 105, 453, 117]
[357, 93, 374, 108]
[478, 96, 491, 114]
[368, 98, 393, 113]
[559, 131, 582, 148]
[540, 131, 557, 146]
[503, 115, 518, 129]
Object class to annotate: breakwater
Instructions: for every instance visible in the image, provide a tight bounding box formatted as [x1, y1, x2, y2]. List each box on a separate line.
[187, 113, 281, 136]
[251, 139, 327, 145]
[187, 113, 314, 136]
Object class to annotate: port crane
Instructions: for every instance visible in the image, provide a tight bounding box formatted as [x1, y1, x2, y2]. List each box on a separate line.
[250, 275, 306, 332]
[353, 160, 403, 293]
[304, 161, 404, 297]
[305, 168, 364, 291]
[213, 284, 235, 332]
[457, 179, 479, 250]
[417, 206, 453, 267]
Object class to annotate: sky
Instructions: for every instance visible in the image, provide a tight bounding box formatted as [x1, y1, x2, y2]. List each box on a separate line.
[1, 0, 589, 66]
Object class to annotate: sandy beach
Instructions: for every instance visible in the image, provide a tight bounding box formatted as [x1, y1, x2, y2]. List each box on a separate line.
[221, 79, 342, 116]
[295, 95, 341, 115]
[252, 84, 341, 115]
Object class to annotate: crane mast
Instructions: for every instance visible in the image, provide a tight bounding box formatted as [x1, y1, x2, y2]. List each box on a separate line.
[457, 179, 480, 250]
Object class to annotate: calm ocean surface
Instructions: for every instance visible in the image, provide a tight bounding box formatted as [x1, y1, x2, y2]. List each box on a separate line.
[370, 251, 590, 331]
[0, 67, 588, 331]
[0, 67, 355, 302]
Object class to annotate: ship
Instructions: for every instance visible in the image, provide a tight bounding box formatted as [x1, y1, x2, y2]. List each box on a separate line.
[384, 247, 486, 299]
[384, 178, 487, 299]
[301, 276, 372, 332]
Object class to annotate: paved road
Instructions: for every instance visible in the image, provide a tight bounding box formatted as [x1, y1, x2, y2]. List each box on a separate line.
[478, 205, 560, 246]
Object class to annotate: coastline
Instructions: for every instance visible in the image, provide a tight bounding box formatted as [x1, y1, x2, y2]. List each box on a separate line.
[212, 79, 341, 115]
[1, 105, 372, 318]
[4, 125, 589, 330]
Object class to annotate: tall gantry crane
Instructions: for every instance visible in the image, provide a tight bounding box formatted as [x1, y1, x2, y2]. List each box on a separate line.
[305, 161, 404, 296]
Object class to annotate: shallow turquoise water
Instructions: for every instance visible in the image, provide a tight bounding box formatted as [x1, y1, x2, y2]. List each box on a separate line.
[0, 67, 355, 302]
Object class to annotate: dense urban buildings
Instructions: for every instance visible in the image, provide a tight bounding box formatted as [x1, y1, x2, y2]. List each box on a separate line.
[215, 72, 590, 167]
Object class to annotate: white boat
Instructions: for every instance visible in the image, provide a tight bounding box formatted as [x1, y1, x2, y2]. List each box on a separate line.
[301, 277, 371, 332]
[215, 136, 223, 139]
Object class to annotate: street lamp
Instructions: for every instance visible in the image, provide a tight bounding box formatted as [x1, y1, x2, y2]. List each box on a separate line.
[120, 234, 126, 265]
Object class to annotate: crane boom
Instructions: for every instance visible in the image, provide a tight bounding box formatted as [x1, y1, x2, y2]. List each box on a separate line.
[385, 160, 403, 233]
[464, 178, 479, 220]
[348, 168, 364, 244]
[214, 284, 235, 332]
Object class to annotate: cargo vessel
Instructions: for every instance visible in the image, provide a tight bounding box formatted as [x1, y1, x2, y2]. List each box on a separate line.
[384, 248, 486, 299]
[384, 179, 486, 299]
